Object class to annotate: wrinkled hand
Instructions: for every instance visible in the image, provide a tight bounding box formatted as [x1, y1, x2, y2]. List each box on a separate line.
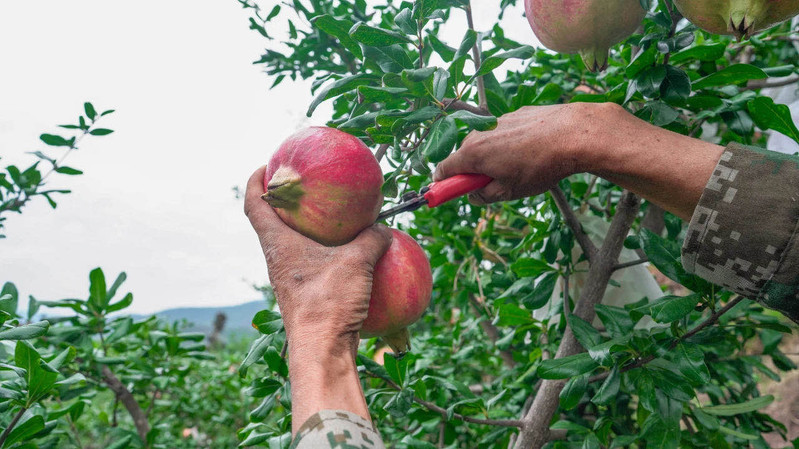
[434, 103, 624, 204]
[244, 166, 393, 354]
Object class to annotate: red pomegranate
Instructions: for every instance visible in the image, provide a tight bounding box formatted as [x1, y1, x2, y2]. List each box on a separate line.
[525, 0, 646, 71]
[262, 127, 384, 246]
[673, 0, 799, 39]
[361, 229, 433, 355]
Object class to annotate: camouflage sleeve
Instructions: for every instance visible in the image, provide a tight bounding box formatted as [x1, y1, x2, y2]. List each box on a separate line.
[290, 410, 385, 449]
[682, 142, 799, 322]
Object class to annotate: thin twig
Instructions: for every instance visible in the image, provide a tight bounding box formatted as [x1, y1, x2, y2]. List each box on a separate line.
[550, 186, 598, 261]
[0, 407, 27, 447]
[443, 98, 491, 116]
[612, 258, 648, 272]
[375, 143, 390, 162]
[745, 75, 799, 90]
[465, 2, 487, 110]
[562, 268, 571, 320]
[587, 295, 745, 383]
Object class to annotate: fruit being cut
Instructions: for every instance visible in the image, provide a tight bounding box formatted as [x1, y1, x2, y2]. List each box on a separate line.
[263, 127, 384, 246]
[525, 0, 646, 71]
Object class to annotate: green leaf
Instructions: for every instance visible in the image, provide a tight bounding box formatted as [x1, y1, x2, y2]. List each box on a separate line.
[523, 272, 558, 310]
[671, 342, 710, 384]
[383, 351, 407, 387]
[104, 436, 133, 449]
[496, 303, 533, 326]
[592, 366, 620, 406]
[626, 45, 657, 78]
[594, 304, 634, 337]
[312, 15, 363, 59]
[106, 293, 133, 313]
[401, 67, 436, 82]
[358, 85, 408, 103]
[569, 315, 602, 349]
[718, 425, 758, 441]
[307, 74, 372, 117]
[476, 46, 535, 77]
[245, 378, 282, 397]
[89, 128, 114, 136]
[349, 22, 411, 47]
[357, 354, 393, 383]
[54, 166, 83, 175]
[39, 134, 71, 147]
[700, 395, 774, 416]
[394, 8, 416, 35]
[692, 64, 767, 90]
[669, 43, 726, 64]
[422, 116, 458, 163]
[747, 96, 799, 144]
[384, 388, 414, 418]
[642, 294, 699, 323]
[559, 374, 588, 410]
[105, 272, 127, 301]
[0, 283, 18, 317]
[84, 102, 97, 120]
[239, 335, 271, 378]
[448, 110, 497, 131]
[635, 65, 666, 98]
[510, 258, 553, 277]
[0, 321, 49, 341]
[431, 68, 450, 101]
[453, 30, 477, 62]
[538, 353, 598, 379]
[3, 414, 45, 447]
[532, 83, 563, 105]
[660, 65, 691, 103]
[88, 267, 107, 310]
[251, 310, 283, 334]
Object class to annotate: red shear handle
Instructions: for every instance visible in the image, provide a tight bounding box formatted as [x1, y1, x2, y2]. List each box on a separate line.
[423, 174, 492, 208]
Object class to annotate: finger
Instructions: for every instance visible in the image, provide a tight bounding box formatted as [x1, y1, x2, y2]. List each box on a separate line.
[344, 224, 394, 267]
[467, 181, 509, 206]
[244, 166, 291, 239]
[433, 131, 483, 182]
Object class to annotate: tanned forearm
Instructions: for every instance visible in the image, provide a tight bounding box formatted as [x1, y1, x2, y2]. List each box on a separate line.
[287, 333, 370, 434]
[586, 108, 724, 221]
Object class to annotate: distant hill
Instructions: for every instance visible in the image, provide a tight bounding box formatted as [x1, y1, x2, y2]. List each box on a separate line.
[151, 300, 266, 336]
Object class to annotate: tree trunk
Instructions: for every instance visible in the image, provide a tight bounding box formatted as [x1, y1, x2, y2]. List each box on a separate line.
[101, 365, 150, 444]
[513, 192, 640, 449]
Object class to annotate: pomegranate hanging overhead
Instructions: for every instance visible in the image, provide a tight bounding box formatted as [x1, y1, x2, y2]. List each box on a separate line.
[263, 127, 384, 246]
[673, 0, 799, 39]
[524, 0, 646, 72]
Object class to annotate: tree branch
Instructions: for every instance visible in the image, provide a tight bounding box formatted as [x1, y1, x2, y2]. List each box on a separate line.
[550, 186, 598, 261]
[587, 295, 745, 383]
[745, 75, 799, 90]
[443, 98, 491, 116]
[0, 407, 27, 447]
[375, 143, 390, 162]
[513, 191, 640, 449]
[612, 257, 648, 272]
[101, 365, 150, 444]
[465, 2, 487, 111]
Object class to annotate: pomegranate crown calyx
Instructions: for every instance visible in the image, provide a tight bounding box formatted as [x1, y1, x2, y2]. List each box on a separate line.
[262, 166, 304, 209]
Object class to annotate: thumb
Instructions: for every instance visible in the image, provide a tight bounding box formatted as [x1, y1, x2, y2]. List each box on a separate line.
[344, 224, 394, 267]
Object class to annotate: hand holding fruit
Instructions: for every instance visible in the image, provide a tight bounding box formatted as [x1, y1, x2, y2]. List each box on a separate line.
[245, 165, 393, 355]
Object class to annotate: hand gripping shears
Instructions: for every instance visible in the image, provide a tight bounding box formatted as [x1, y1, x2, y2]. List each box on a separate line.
[376, 174, 492, 221]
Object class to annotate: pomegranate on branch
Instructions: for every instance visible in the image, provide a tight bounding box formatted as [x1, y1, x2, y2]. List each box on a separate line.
[673, 0, 799, 39]
[524, 0, 646, 71]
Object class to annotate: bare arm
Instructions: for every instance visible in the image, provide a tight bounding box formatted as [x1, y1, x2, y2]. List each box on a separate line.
[244, 166, 392, 433]
[434, 102, 724, 220]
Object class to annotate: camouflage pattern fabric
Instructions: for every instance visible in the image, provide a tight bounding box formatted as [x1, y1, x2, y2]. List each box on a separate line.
[291, 410, 385, 449]
[683, 142, 799, 322]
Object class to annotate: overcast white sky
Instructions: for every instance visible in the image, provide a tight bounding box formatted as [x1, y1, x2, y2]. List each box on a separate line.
[0, 1, 531, 314]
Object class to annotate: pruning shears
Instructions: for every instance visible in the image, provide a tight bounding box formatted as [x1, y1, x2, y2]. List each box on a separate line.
[376, 174, 492, 221]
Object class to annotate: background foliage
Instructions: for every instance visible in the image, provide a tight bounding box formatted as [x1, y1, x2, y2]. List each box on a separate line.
[1, 0, 798, 448]
[235, 0, 799, 448]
